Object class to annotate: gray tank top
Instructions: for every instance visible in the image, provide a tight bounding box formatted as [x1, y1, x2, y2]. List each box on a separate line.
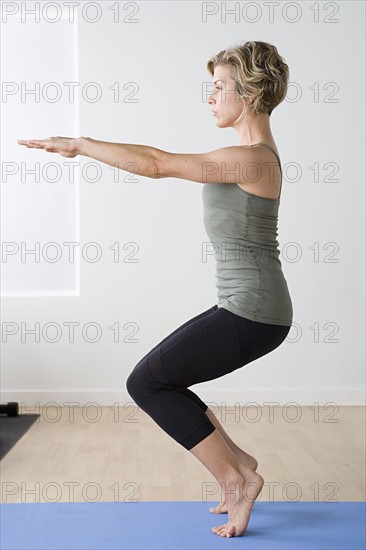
[202, 142, 293, 326]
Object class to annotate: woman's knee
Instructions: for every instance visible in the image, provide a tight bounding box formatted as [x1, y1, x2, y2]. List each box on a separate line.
[125, 359, 151, 401]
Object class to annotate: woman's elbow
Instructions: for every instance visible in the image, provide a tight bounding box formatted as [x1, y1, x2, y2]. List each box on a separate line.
[152, 151, 165, 179]
[151, 160, 162, 179]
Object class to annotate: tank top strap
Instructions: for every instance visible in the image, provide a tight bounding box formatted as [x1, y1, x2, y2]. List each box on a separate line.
[250, 142, 283, 199]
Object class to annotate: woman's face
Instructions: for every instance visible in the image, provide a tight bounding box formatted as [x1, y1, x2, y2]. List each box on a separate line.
[208, 64, 247, 127]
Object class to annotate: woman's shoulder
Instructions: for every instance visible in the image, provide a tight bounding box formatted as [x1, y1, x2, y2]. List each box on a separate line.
[236, 142, 282, 200]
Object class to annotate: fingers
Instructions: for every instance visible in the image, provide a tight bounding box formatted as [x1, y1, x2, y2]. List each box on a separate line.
[17, 139, 49, 149]
[18, 139, 33, 147]
[18, 137, 64, 148]
[28, 139, 46, 147]
[30, 141, 47, 149]
[17, 137, 74, 156]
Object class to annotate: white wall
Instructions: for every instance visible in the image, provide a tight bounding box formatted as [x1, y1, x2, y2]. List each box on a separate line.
[1, 1, 365, 407]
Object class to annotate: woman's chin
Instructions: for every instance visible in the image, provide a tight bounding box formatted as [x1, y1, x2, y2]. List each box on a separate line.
[215, 120, 227, 128]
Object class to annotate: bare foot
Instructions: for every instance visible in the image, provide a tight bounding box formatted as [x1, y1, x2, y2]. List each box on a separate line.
[209, 453, 258, 514]
[212, 468, 264, 538]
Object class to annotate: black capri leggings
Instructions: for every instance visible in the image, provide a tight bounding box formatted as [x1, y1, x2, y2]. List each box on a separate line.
[126, 304, 291, 451]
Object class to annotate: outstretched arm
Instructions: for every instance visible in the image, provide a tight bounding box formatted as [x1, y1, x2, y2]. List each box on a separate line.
[18, 137, 257, 185]
[17, 136, 162, 179]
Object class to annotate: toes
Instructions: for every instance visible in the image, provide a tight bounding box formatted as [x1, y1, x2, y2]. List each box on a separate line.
[215, 524, 228, 537]
[212, 523, 226, 533]
[226, 525, 236, 537]
[212, 523, 237, 538]
[209, 501, 227, 514]
[209, 506, 225, 514]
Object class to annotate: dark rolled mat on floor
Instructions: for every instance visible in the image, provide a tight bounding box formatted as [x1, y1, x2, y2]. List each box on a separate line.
[0, 414, 40, 460]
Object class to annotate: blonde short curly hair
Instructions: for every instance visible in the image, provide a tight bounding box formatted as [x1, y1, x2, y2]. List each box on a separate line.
[206, 40, 289, 116]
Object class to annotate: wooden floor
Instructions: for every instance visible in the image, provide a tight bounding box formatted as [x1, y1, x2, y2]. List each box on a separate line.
[1, 405, 364, 504]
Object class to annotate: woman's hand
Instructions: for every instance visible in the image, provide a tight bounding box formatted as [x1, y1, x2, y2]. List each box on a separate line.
[17, 136, 80, 158]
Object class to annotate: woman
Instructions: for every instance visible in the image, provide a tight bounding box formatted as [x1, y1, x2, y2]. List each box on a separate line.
[18, 40, 293, 538]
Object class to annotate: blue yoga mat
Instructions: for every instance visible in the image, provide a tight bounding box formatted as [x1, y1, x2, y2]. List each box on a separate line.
[1, 501, 365, 549]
